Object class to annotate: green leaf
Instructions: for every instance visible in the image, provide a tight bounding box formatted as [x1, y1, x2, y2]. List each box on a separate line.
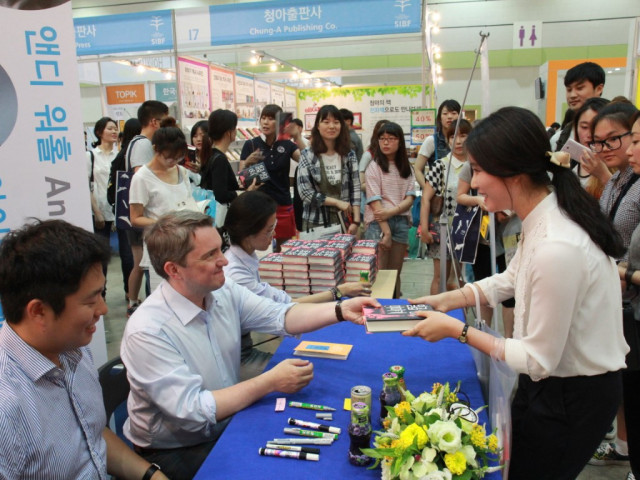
[453, 470, 473, 480]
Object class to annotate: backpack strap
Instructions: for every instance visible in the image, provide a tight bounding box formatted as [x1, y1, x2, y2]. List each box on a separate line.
[125, 135, 146, 171]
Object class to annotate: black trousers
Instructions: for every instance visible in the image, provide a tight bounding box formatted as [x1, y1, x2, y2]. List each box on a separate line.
[509, 371, 622, 480]
[136, 441, 216, 480]
[623, 369, 640, 476]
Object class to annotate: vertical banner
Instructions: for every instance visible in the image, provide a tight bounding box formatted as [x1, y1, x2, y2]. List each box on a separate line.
[209, 65, 235, 111]
[285, 87, 298, 113]
[271, 83, 285, 108]
[178, 57, 210, 128]
[255, 80, 271, 118]
[0, 0, 107, 364]
[235, 74, 256, 121]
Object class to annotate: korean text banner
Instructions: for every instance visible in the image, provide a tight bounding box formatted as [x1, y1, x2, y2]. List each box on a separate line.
[74, 10, 174, 55]
[208, 0, 421, 45]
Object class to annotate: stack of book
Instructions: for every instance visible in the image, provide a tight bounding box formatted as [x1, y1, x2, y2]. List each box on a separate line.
[345, 252, 378, 283]
[258, 253, 284, 289]
[308, 247, 344, 294]
[282, 246, 315, 298]
[352, 239, 379, 257]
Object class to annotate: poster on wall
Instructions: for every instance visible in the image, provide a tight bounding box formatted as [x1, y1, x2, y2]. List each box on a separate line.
[104, 83, 147, 125]
[255, 80, 271, 117]
[235, 73, 256, 121]
[0, 0, 107, 363]
[209, 66, 235, 111]
[178, 57, 210, 127]
[297, 85, 426, 144]
[271, 83, 285, 108]
[285, 87, 297, 111]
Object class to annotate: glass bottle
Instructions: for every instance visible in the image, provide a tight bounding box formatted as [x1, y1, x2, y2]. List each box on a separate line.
[389, 365, 407, 401]
[348, 402, 372, 466]
[379, 372, 402, 425]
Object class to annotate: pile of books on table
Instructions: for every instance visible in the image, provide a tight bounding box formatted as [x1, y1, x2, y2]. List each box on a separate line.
[345, 239, 380, 283]
[257, 234, 373, 299]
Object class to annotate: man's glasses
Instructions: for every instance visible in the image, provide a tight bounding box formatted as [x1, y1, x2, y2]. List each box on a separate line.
[589, 132, 631, 153]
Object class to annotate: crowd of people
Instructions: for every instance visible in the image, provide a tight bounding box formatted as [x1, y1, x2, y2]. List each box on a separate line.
[1, 60, 639, 480]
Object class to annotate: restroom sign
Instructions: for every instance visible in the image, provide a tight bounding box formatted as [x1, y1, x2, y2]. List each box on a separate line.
[513, 21, 542, 49]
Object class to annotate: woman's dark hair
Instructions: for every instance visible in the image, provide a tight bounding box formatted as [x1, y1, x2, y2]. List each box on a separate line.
[120, 118, 141, 154]
[436, 100, 461, 132]
[560, 108, 575, 129]
[466, 106, 624, 259]
[445, 118, 473, 141]
[631, 110, 640, 128]
[208, 109, 238, 141]
[152, 117, 187, 159]
[191, 120, 212, 164]
[373, 122, 411, 178]
[590, 102, 638, 138]
[367, 119, 389, 152]
[572, 97, 609, 141]
[260, 104, 282, 119]
[310, 105, 351, 156]
[222, 191, 277, 246]
[92, 116, 117, 148]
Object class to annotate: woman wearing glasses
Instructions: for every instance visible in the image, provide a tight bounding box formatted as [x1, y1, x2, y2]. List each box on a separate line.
[221, 191, 371, 379]
[589, 102, 639, 257]
[363, 122, 416, 298]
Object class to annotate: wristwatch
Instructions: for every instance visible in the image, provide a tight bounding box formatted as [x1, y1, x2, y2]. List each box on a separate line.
[457, 324, 469, 344]
[330, 286, 343, 301]
[142, 463, 161, 480]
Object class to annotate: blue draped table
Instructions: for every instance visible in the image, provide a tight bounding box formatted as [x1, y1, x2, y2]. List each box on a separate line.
[195, 304, 501, 479]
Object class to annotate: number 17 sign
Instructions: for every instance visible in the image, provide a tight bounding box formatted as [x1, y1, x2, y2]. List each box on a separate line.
[411, 108, 436, 127]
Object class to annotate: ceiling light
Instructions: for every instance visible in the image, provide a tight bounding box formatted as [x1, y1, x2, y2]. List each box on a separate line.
[136, 64, 146, 74]
[250, 56, 258, 65]
[437, 76, 444, 85]
[270, 63, 278, 72]
[431, 11, 441, 22]
[432, 25, 440, 35]
[302, 78, 310, 85]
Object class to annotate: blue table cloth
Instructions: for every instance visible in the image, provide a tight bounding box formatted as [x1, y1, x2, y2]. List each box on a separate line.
[195, 305, 501, 479]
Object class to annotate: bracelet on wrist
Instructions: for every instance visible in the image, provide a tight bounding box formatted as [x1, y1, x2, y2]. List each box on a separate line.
[625, 268, 635, 287]
[142, 463, 161, 480]
[335, 300, 346, 322]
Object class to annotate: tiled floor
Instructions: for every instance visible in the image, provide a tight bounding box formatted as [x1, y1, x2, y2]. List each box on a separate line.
[102, 249, 629, 480]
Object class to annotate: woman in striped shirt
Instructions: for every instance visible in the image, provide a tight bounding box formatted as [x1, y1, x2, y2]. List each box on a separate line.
[364, 122, 416, 298]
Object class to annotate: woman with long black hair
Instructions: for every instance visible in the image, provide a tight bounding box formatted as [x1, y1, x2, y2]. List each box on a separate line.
[404, 107, 628, 480]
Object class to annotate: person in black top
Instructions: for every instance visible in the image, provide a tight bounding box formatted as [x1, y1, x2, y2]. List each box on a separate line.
[240, 104, 300, 252]
[201, 109, 258, 227]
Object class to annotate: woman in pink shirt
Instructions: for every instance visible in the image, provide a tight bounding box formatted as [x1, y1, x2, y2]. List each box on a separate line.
[364, 122, 416, 298]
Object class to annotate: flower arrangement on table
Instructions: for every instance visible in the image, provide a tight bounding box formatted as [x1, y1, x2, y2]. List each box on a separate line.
[361, 382, 502, 480]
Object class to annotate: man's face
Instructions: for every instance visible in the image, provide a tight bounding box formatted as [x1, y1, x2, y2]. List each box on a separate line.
[565, 80, 603, 111]
[174, 227, 229, 297]
[44, 263, 107, 359]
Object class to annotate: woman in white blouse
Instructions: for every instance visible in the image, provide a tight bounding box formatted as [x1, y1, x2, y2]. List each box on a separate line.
[404, 107, 628, 480]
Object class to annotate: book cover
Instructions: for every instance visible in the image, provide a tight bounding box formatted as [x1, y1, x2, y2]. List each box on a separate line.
[259, 253, 284, 270]
[293, 340, 353, 360]
[238, 162, 271, 188]
[281, 239, 307, 251]
[331, 234, 356, 245]
[352, 239, 379, 255]
[363, 304, 434, 333]
[282, 247, 316, 264]
[324, 240, 351, 259]
[308, 247, 341, 265]
[346, 254, 376, 270]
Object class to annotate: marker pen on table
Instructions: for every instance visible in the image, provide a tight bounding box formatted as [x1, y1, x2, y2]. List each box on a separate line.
[265, 443, 321, 454]
[259, 447, 319, 462]
[288, 401, 336, 411]
[284, 427, 338, 440]
[287, 417, 342, 435]
[270, 438, 333, 445]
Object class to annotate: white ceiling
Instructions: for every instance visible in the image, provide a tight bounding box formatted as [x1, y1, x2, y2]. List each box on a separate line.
[72, 0, 640, 87]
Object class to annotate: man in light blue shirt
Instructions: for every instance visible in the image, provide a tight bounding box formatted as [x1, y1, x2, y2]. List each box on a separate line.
[0, 220, 167, 480]
[121, 211, 378, 479]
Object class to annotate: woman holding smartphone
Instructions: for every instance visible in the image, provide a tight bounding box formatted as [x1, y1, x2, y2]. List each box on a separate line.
[404, 107, 627, 480]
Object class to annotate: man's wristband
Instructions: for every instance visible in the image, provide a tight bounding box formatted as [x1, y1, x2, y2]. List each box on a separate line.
[335, 300, 346, 322]
[142, 463, 161, 480]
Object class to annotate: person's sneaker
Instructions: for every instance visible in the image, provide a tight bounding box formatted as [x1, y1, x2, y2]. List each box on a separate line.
[626, 472, 636, 480]
[126, 301, 140, 318]
[588, 443, 629, 466]
[604, 423, 616, 440]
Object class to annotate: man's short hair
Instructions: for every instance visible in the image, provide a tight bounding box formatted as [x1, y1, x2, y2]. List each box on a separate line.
[137, 100, 169, 127]
[564, 62, 605, 89]
[0, 220, 110, 324]
[339, 108, 354, 123]
[260, 104, 282, 119]
[145, 211, 214, 279]
[291, 118, 304, 128]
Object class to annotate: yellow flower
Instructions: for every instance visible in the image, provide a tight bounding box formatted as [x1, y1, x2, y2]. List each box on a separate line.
[487, 434, 499, 453]
[394, 401, 411, 418]
[382, 417, 391, 430]
[399, 423, 429, 449]
[444, 451, 467, 475]
[470, 424, 487, 448]
[431, 383, 443, 395]
[446, 392, 459, 403]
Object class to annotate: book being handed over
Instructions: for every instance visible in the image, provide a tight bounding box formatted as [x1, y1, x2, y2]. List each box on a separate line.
[362, 303, 434, 333]
[238, 162, 271, 188]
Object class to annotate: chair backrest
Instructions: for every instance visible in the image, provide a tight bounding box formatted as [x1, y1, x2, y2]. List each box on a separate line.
[98, 356, 130, 426]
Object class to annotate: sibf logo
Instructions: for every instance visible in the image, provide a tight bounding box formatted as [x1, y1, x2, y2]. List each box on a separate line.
[394, 0, 412, 13]
[149, 16, 166, 46]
